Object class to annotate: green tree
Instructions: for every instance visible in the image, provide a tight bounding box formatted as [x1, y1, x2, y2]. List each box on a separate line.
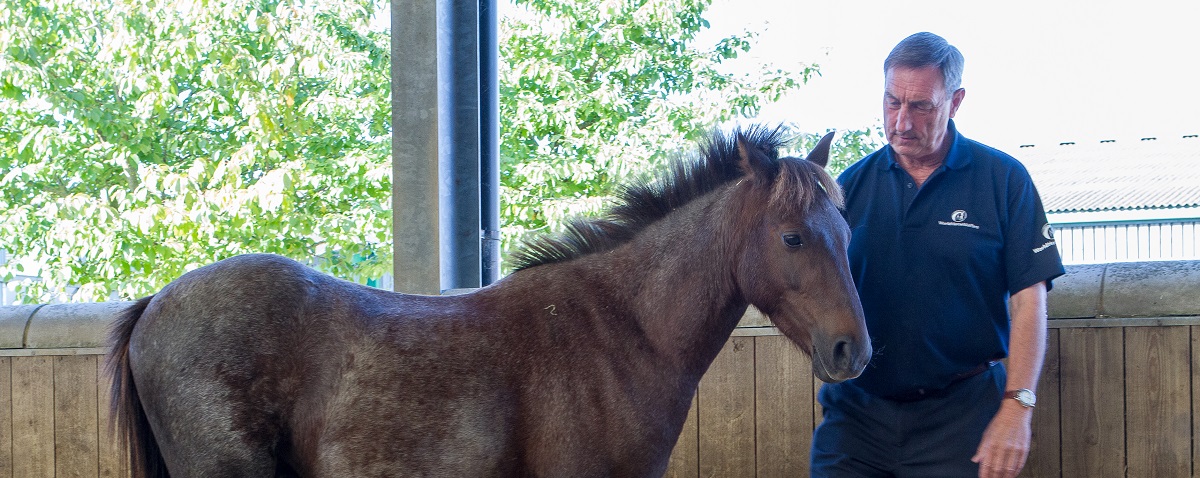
[1, 0, 878, 303]
[498, 0, 819, 257]
[1, 0, 392, 302]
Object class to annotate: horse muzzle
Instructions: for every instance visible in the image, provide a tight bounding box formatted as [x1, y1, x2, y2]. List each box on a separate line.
[812, 334, 872, 383]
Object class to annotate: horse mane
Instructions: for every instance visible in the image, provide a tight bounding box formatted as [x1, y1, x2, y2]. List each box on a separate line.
[510, 124, 838, 271]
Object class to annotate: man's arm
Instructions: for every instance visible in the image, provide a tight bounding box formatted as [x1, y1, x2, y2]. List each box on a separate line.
[972, 280, 1047, 478]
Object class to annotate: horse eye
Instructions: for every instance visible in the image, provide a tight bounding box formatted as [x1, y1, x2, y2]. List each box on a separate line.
[782, 233, 804, 248]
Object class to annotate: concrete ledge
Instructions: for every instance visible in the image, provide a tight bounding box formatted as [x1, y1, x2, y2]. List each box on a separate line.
[0, 305, 41, 349]
[1046, 261, 1200, 320]
[0, 260, 1196, 351]
[1100, 261, 1200, 317]
[24, 301, 133, 349]
[1046, 263, 1105, 319]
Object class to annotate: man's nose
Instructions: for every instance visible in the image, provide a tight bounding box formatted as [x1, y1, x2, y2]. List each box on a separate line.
[892, 106, 912, 132]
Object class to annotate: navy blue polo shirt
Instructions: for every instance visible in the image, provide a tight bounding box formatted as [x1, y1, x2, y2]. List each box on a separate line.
[837, 120, 1065, 398]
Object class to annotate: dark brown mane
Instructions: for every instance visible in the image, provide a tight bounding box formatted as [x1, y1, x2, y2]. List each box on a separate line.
[510, 125, 839, 271]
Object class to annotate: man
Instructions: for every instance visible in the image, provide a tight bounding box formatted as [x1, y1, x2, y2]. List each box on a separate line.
[811, 32, 1065, 478]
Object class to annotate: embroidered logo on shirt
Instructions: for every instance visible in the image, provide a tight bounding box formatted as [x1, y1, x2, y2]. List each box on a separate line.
[938, 209, 980, 229]
[1033, 223, 1057, 253]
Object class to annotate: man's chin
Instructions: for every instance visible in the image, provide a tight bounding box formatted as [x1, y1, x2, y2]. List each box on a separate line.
[889, 141, 917, 155]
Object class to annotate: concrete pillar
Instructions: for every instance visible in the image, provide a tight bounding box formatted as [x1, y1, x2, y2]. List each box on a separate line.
[391, 0, 441, 295]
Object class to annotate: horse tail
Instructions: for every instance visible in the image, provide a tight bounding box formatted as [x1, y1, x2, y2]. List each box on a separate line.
[106, 295, 170, 478]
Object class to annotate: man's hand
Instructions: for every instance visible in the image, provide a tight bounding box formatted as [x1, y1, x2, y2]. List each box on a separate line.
[972, 401, 1033, 478]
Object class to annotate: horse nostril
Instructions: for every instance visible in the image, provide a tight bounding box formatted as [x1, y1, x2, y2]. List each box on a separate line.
[831, 337, 851, 364]
[832, 335, 867, 368]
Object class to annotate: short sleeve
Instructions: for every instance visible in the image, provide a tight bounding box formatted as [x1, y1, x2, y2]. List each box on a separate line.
[1004, 167, 1066, 293]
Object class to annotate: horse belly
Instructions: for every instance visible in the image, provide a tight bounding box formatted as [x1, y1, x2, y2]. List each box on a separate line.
[517, 393, 684, 477]
[299, 335, 526, 476]
[311, 387, 522, 476]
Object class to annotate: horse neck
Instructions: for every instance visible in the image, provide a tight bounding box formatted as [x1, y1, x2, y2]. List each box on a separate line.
[581, 184, 751, 377]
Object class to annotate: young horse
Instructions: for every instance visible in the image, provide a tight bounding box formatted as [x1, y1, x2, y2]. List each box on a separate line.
[108, 126, 871, 477]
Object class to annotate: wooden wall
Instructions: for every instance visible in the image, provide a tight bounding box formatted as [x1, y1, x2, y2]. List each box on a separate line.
[1, 260, 1198, 477]
[2, 322, 1196, 477]
[0, 352, 125, 478]
[662, 322, 1200, 478]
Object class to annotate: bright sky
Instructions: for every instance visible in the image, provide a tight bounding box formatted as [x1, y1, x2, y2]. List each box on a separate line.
[699, 0, 1200, 150]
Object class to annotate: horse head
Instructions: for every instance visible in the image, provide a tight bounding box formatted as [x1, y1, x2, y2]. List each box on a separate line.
[730, 130, 871, 383]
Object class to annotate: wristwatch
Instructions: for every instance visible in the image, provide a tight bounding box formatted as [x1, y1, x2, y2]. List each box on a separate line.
[1004, 388, 1036, 408]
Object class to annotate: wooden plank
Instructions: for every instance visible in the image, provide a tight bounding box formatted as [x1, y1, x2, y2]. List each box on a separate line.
[11, 356, 55, 477]
[0, 348, 109, 357]
[754, 336, 814, 477]
[813, 375, 824, 431]
[1125, 326, 1191, 476]
[1193, 326, 1199, 478]
[97, 355, 126, 478]
[1058, 327, 1124, 478]
[1048, 316, 1200, 329]
[664, 395, 698, 478]
[1020, 328, 1061, 478]
[0, 357, 12, 478]
[55, 355, 99, 478]
[697, 337, 755, 477]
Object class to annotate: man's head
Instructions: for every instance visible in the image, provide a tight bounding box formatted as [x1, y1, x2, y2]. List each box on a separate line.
[882, 32, 966, 164]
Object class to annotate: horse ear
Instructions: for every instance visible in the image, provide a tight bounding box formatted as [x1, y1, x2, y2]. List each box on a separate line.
[736, 133, 774, 181]
[805, 131, 836, 168]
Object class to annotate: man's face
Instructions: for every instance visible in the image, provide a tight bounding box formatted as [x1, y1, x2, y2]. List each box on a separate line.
[883, 65, 964, 162]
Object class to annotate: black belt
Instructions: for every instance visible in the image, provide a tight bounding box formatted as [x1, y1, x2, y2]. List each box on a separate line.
[883, 362, 994, 402]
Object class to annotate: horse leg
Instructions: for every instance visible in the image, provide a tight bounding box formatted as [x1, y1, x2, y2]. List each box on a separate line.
[136, 379, 283, 477]
[130, 339, 290, 477]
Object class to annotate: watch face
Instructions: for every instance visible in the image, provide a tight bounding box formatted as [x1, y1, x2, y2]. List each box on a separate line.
[1007, 389, 1036, 407]
[1016, 390, 1035, 406]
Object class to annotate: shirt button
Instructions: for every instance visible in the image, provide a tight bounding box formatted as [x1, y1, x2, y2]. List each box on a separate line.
[906, 182, 914, 189]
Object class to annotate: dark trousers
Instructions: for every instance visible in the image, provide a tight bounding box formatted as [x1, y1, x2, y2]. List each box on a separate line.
[811, 363, 1006, 478]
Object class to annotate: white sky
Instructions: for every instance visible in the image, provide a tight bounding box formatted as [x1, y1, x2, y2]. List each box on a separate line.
[699, 0, 1200, 150]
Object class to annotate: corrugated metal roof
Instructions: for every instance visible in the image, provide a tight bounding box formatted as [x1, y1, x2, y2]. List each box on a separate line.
[1015, 135, 1200, 214]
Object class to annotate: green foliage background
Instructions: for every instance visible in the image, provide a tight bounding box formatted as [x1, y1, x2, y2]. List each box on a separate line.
[498, 0, 821, 256]
[0, 0, 883, 303]
[1, 0, 392, 302]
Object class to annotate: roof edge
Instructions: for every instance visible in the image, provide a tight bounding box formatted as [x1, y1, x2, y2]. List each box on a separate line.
[1049, 206, 1200, 226]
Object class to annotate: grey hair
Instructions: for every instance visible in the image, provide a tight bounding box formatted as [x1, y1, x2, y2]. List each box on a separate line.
[884, 32, 964, 93]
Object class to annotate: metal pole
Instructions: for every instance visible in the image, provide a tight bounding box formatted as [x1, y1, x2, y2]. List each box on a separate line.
[479, 0, 501, 286]
[436, 0, 482, 291]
